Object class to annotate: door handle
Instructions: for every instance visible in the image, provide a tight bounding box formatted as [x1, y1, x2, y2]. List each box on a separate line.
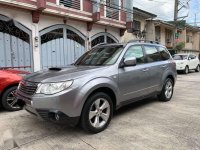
[143, 68, 149, 72]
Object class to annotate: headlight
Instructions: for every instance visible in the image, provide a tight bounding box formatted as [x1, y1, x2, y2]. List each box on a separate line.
[36, 80, 73, 95]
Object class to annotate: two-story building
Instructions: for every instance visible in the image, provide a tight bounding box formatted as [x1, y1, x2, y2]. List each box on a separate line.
[153, 20, 200, 55]
[122, 7, 157, 42]
[0, 0, 133, 72]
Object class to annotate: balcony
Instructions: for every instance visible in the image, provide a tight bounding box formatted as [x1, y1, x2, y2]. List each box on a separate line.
[106, 6, 119, 20]
[60, 0, 80, 10]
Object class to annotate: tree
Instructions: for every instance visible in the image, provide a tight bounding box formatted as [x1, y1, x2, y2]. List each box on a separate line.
[175, 42, 185, 51]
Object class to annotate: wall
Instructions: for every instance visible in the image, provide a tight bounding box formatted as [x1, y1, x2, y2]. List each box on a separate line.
[0, 7, 121, 71]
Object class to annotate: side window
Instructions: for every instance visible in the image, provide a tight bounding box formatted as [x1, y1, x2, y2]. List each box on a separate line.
[124, 45, 145, 64]
[158, 47, 171, 60]
[144, 46, 161, 63]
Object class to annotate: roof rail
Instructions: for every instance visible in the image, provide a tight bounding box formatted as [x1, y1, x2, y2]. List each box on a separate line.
[92, 43, 107, 48]
[128, 40, 160, 44]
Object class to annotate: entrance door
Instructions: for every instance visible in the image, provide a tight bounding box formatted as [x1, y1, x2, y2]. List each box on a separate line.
[0, 16, 32, 72]
[40, 25, 86, 69]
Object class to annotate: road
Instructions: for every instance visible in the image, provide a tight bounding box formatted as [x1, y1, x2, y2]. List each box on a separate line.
[0, 72, 200, 150]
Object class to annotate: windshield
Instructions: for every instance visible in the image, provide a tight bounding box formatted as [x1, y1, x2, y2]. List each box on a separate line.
[173, 55, 188, 60]
[75, 45, 124, 66]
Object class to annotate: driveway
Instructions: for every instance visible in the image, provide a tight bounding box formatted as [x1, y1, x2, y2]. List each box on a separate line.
[0, 72, 200, 150]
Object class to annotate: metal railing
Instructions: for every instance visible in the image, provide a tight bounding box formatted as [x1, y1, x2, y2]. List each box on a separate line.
[106, 7, 119, 20]
[60, 0, 80, 10]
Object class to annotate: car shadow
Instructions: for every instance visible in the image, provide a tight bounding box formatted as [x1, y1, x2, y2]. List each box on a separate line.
[113, 96, 158, 117]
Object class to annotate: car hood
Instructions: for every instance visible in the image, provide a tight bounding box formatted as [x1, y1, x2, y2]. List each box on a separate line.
[24, 65, 109, 83]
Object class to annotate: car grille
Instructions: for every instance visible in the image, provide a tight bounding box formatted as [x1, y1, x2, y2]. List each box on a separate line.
[18, 80, 38, 96]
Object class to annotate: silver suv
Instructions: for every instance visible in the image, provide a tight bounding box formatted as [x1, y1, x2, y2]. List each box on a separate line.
[16, 41, 177, 133]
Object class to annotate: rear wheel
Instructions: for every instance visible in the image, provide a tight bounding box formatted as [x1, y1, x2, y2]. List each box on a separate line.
[195, 65, 200, 72]
[81, 92, 113, 133]
[158, 78, 174, 102]
[1, 86, 23, 111]
[184, 66, 189, 74]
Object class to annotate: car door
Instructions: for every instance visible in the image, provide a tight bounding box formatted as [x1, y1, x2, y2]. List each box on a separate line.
[143, 45, 163, 93]
[118, 45, 150, 102]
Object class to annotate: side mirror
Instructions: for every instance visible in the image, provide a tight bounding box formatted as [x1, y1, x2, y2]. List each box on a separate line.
[120, 57, 137, 68]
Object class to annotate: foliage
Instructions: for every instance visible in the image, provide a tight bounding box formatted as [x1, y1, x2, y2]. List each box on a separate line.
[175, 42, 185, 51]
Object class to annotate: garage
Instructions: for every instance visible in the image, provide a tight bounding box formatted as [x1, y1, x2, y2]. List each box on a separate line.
[40, 25, 86, 69]
[0, 15, 32, 72]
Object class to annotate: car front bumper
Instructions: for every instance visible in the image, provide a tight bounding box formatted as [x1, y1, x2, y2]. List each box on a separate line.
[15, 87, 82, 126]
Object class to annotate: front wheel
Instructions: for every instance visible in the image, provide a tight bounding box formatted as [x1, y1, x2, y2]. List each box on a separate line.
[195, 65, 200, 72]
[1, 86, 23, 111]
[80, 92, 113, 133]
[158, 78, 174, 102]
[184, 66, 189, 74]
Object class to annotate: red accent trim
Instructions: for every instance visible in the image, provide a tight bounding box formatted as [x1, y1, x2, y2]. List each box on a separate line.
[37, 0, 46, 11]
[100, 4, 104, 16]
[47, 0, 56, 4]
[120, 10, 126, 22]
[120, 28, 126, 36]
[101, 18, 126, 26]
[92, 12, 100, 22]
[83, 0, 92, 13]
[16, 0, 36, 5]
[87, 22, 93, 31]
[32, 10, 41, 23]
[46, 5, 92, 18]
[126, 21, 133, 29]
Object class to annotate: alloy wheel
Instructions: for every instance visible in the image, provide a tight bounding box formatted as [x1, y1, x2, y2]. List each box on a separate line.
[89, 98, 110, 128]
[6, 90, 20, 109]
[165, 81, 173, 99]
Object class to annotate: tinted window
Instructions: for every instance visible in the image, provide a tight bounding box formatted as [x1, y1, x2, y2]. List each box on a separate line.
[173, 55, 188, 60]
[75, 45, 123, 66]
[124, 46, 145, 64]
[189, 55, 196, 59]
[144, 46, 161, 62]
[158, 47, 171, 60]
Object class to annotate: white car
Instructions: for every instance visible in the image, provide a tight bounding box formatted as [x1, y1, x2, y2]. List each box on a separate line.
[173, 54, 200, 74]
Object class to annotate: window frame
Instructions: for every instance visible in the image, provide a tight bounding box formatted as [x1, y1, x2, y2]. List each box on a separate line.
[143, 44, 162, 63]
[120, 44, 147, 66]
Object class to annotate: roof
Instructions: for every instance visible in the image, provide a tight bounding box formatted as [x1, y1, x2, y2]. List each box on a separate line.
[133, 7, 157, 19]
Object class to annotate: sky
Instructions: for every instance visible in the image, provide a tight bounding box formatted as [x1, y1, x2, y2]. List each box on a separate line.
[133, 0, 200, 26]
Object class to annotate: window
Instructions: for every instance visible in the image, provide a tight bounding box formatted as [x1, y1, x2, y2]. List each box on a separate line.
[186, 35, 193, 43]
[144, 46, 161, 63]
[158, 47, 171, 60]
[165, 29, 172, 44]
[41, 28, 63, 44]
[189, 55, 196, 60]
[133, 20, 141, 31]
[124, 46, 145, 64]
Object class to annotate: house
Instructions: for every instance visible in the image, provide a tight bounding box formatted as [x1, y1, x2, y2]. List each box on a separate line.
[0, 0, 133, 72]
[122, 7, 157, 42]
[153, 20, 200, 55]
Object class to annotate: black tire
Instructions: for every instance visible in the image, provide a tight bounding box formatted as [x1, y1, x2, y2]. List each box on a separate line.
[1, 86, 23, 111]
[195, 65, 200, 72]
[184, 66, 189, 74]
[81, 92, 113, 133]
[158, 78, 174, 102]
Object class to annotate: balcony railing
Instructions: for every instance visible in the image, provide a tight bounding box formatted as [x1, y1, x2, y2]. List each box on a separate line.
[60, 0, 80, 10]
[106, 7, 119, 20]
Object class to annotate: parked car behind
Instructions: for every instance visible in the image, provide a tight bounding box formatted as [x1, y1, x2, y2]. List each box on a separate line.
[0, 69, 29, 111]
[173, 54, 200, 74]
[16, 41, 177, 133]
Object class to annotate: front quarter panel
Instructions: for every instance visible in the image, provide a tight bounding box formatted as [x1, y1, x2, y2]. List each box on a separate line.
[73, 77, 120, 116]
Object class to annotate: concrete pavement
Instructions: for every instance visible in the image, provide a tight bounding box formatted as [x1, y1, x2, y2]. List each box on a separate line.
[0, 72, 200, 150]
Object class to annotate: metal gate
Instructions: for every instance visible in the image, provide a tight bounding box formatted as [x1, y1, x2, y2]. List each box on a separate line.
[91, 32, 118, 47]
[0, 15, 32, 72]
[40, 25, 86, 69]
